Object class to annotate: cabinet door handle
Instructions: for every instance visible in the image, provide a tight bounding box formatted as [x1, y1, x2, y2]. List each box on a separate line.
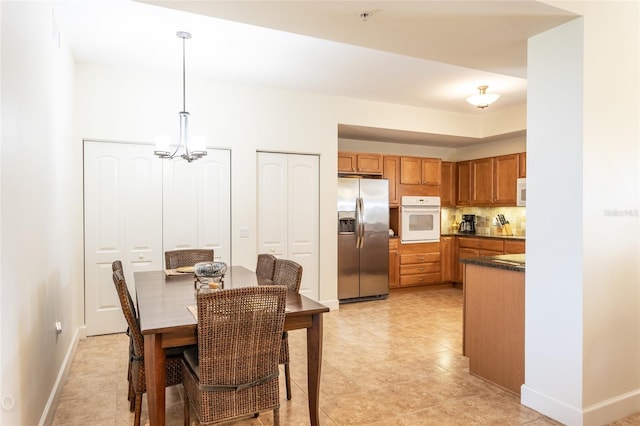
[418, 256, 425, 261]
[418, 267, 425, 271]
[418, 277, 424, 281]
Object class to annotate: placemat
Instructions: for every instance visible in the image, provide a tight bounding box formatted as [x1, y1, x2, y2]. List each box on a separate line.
[166, 269, 191, 276]
[187, 305, 197, 321]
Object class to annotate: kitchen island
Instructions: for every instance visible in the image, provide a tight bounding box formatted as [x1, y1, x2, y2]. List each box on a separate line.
[461, 253, 525, 395]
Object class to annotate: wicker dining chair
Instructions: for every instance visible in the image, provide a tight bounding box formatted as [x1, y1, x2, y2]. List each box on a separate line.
[256, 253, 277, 281]
[272, 259, 303, 400]
[111, 260, 123, 274]
[111, 260, 136, 407]
[182, 286, 287, 426]
[164, 249, 214, 270]
[112, 269, 184, 426]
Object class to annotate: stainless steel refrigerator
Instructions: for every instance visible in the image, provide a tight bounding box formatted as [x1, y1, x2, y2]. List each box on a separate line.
[337, 177, 389, 302]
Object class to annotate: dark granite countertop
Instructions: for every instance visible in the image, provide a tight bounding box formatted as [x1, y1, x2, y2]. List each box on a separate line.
[441, 232, 526, 241]
[459, 253, 525, 272]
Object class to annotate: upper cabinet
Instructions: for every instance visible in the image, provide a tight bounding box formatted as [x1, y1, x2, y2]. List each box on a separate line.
[456, 161, 471, 206]
[457, 153, 523, 207]
[493, 154, 519, 206]
[400, 156, 441, 185]
[440, 161, 455, 207]
[338, 151, 383, 175]
[338, 150, 525, 207]
[470, 157, 494, 205]
[518, 152, 526, 178]
[383, 155, 401, 207]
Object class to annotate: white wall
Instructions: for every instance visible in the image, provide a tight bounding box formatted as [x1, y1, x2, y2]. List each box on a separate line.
[1, 3, 82, 425]
[524, 2, 640, 425]
[455, 135, 526, 162]
[338, 138, 457, 160]
[339, 133, 525, 163]
[76, 63, 524, 310]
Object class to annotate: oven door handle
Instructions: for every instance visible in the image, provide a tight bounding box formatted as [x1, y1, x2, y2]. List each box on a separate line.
[402, 206, 440, 213]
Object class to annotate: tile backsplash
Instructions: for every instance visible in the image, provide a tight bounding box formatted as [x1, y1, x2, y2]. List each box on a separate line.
[441, 206, 526, 237]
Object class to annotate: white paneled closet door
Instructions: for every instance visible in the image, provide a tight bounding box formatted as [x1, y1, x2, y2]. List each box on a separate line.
[257, 152, 319, 300]
[257, 153, 288, 258]
[84, 141, 163, 336]
[163, 149, 231, 264]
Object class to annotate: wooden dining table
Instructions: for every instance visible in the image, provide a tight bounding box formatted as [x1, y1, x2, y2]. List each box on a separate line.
[135, 266, 330, 426]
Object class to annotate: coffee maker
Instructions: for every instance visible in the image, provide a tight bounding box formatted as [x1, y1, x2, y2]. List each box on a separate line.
[459, 214, 476, 234]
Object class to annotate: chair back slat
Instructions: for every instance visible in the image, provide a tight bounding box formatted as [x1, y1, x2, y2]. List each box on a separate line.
[165, 249, 214, 270]
[273, 259, 303, 293]
[196, 286, 287, 387]
[256, 253, 277, 280]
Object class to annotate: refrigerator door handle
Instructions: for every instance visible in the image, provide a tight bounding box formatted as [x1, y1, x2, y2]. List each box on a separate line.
[355, 197, 361, 248]
[358, 198, 365, 248]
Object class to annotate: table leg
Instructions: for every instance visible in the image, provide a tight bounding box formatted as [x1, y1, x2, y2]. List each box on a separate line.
[144, 334, 166, 426]
[306, 313, 323, 426]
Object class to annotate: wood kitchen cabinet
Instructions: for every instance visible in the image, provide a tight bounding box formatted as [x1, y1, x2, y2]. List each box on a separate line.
[464, 262, 524, 395]
[389, 238, 399, 288]
[400, 156, 441, 185]
[453, 236, 526, 283]
[399, 242, 441, 287]
[383, 155, 401, 207]
[456, 161, 471, 206]
[455, 237, 504, 283]
[470, 157, 494, 205]
[518, 152, 526, 178]
[456, 153, 521, 207]
[440, 162, 455, 207]
[493, 154, 519, 206]
[440, 236, 454, 282]
[338, 151, 383, 175]
[504, 239, 525, 254]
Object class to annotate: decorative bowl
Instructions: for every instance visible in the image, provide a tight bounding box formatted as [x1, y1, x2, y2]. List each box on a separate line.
[194, 262, 227, 278]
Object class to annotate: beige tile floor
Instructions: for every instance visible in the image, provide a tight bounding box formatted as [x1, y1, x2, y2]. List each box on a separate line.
[53, 286, 640, 426]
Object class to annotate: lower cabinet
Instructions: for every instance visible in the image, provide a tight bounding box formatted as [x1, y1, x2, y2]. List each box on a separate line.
[440, 236, 454, 282]
[399, 242, 441, 287]
[464, 263, 525, 395]
[454, 237, 511, 283]
[504, 240, 525, 254]
[389, 236, 525, 288]
[389, 238, 399, 288]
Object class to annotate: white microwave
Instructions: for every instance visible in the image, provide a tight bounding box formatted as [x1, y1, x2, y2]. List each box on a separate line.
[517, 178, 526, 206]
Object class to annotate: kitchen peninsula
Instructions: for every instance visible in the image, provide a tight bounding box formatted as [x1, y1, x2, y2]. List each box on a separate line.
[461, 254, 525, 395]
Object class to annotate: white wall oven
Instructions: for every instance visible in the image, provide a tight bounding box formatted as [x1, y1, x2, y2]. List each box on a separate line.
[401, 196, 441, 243]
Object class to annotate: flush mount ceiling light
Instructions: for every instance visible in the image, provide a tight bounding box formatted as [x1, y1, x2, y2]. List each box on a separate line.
[154, 31, 207, 162]
[466, 85, 500, 109]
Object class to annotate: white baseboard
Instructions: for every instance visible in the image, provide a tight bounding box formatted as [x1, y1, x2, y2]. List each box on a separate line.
[521, 384, 640, 426]
[38, 327, 82, 426]
[521, 385, 583, 425]
[583, 387, 640, 426]
[319, 298, 339, 310]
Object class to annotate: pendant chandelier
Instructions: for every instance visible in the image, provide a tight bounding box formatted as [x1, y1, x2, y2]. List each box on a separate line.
[154, 31, 207, 162]
[466, 85, 500, 109]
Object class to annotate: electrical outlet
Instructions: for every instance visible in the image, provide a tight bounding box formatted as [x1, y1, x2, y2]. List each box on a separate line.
[55, 321, 62, 334]
[239, 226, 249, 238]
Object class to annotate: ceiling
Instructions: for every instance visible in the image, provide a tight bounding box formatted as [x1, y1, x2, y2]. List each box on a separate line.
[54, 1, 576, 145]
